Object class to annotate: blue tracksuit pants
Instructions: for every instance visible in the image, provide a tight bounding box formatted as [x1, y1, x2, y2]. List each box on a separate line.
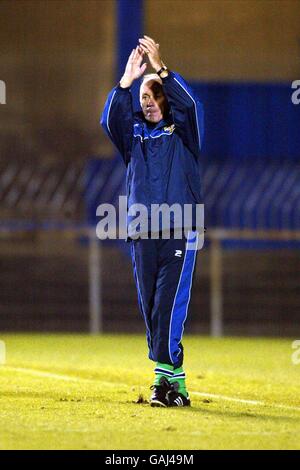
[131, 231, 199, 369]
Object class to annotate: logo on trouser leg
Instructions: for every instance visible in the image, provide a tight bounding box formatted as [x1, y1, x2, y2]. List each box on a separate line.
[175, 250, 182, 257]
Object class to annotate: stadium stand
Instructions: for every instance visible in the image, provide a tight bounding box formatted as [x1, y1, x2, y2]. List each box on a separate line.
[0, 158, 84, 223]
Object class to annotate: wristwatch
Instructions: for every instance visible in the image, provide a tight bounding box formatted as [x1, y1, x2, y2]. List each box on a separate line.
[156, 65, 169, 79]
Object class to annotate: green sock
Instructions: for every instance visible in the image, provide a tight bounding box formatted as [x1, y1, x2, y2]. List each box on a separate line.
[170, 366, 188, 397]
[153, 362, 174, 385]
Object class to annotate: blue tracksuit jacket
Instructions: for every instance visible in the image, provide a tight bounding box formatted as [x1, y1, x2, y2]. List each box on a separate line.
[101, 71, 204, 237]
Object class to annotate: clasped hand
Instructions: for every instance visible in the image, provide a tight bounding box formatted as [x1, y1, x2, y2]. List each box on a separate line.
[120, 35, 164, 88]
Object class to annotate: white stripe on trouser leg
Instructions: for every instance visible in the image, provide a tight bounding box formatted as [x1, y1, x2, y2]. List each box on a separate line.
[179, 231, 198, 344]
[168, 231, 198, 364]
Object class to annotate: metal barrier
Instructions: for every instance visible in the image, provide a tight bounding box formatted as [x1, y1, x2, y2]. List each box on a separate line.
[0, 226, 299, 336]
[208, 229, 300, 336]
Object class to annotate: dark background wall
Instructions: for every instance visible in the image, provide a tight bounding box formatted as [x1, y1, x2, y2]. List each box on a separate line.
[0, 0, 115, 162]
[146, 0, 300, 82]
[1, 0, 299, 163]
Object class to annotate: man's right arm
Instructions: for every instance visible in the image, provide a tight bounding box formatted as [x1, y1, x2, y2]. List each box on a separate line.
[100, 84, 134, 166]
[100, 47, 147, 166]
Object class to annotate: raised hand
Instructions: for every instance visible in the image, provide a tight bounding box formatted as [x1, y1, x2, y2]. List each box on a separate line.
[138, 35, 164, 72]
[120, 47, 148, 88]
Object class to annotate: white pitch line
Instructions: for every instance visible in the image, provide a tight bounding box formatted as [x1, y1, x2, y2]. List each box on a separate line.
[188, 430, 292, 436]
[191, 391, 300, 412]
[1, 366, 127, 388]
[2, 366, 300, 412]
[3, 366, 86, 382]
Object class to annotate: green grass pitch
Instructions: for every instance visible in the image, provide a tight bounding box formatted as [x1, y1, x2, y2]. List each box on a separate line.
[0, 334, 299, 450]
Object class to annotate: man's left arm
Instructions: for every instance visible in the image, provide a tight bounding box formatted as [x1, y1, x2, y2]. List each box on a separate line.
[161, 71, 204, 159]
[138, 35, 204, 158]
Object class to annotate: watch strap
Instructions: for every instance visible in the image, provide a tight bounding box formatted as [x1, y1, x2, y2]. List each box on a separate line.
[156, 66, 168, 77]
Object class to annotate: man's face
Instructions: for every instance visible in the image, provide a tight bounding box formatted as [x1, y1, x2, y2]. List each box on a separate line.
[140, 80, 168, 123]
